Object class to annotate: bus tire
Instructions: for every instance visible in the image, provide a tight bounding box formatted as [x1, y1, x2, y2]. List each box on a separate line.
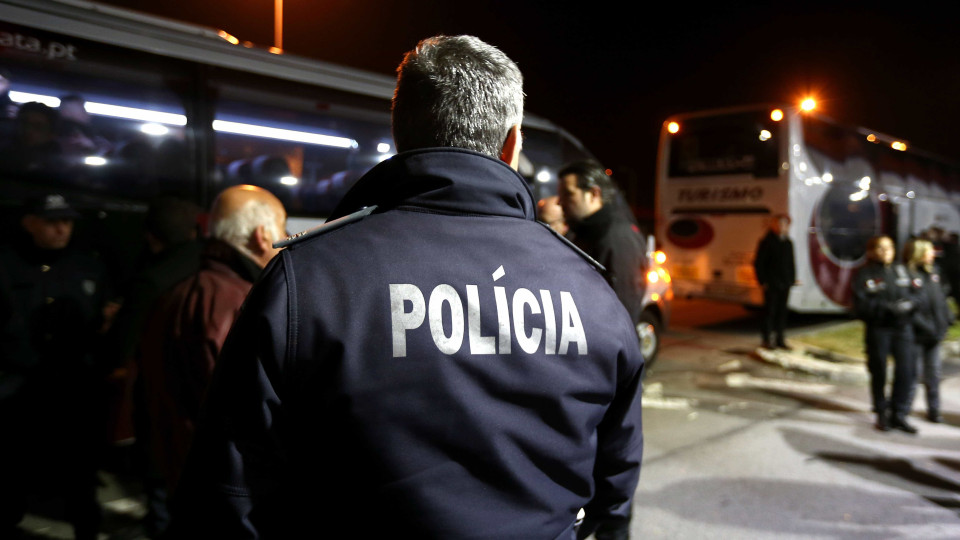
[636, 311, 661, 367]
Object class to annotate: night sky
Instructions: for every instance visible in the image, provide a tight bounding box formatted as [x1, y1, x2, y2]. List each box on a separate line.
[99, 1, 959, 217]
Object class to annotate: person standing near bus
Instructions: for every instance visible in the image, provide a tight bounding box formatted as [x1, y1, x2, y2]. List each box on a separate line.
[753, 214, 796, 349]
[559, 160, 647, 329]
[852, 236, 918, 433]
[168, 35, 644, 539]
[904, 238, 953, 423]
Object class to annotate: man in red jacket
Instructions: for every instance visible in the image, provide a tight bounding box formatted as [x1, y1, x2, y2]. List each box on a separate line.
[138, 185, 286, 502]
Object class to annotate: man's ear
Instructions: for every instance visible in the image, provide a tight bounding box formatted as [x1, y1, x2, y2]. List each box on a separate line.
[252, 224, 271, 255]
[499, 124, 522, 170]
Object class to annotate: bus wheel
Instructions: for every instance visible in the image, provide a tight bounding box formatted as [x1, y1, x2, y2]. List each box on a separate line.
[637, 311, 661, 366]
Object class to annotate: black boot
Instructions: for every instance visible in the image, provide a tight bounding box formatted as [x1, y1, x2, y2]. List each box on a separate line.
[875, 410, 889, 431]
[928, 409, 942, 423]
[890, 414, 918, 434]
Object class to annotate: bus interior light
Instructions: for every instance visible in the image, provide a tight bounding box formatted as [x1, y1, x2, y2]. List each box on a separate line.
[647, 270, 659, 284]
[84, 156, 107, 166]
[140, 123, 169, 136]
[892, 141, 907, 151]
[800, 98, 816, 111]
[867, 134, 877, 142]
[212, 120, 357, 148]
[536, 170, 551, 183]
[770, 109, 784, 121]
[85, 102, 187, 126]
[377, 143, 391, 153]
[654, 250, 667, 265]
[8, 91, 61, 108]
[280, 176, 299, 186]
[759, 130, 772, 142]
[823, 172, 833, 183]
[906, 191, 916, 198]
[667, 121, 680, 134]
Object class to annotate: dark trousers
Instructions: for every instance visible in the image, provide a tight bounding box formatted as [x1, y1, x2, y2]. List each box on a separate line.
[865, 325, 916, 417]
[761, 285, 790, 344]
[0, 386, 103, 540]
[911, 342, 942, 413]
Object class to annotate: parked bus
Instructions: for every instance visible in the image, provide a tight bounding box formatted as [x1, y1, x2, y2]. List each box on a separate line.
[656, 103, 960, 313]
[1, 0, 670, 360]
[0, 0, 595, 273]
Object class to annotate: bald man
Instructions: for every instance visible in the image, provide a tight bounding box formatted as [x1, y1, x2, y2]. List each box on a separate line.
[137, 185, 286, 503]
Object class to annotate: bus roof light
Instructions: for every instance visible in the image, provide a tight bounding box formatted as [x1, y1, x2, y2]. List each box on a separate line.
[667, 121, 680, 134]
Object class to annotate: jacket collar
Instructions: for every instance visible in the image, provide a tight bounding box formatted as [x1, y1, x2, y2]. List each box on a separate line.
[202, 239, 261, 284]
[327, 148, 536, 221]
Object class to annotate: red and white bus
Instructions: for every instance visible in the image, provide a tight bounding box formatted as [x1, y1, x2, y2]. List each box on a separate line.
[656, 103, 960, 313]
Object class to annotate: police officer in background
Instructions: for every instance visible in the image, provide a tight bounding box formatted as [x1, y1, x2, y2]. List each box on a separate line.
[852, 235, 918, 433]
[170, 35, 644, 539]
[0, 194, 112, 540]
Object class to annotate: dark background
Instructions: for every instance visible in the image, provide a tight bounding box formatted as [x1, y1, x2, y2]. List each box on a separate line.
[98, 1, 959, 219]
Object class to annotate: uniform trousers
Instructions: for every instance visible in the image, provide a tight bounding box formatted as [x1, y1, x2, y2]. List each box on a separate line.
[911, 342, 942, 413]
[865, 325, 916, 417]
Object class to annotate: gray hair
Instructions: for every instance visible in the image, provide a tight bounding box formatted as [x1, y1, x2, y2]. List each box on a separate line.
[391, 35, 524, 158]
[210, 200, 281, 259]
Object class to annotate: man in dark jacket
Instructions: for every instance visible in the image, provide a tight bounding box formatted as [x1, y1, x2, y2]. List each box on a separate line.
[170, 36, 644, 539]
[754, 214, 796, 349]
[138, 185, 286, 500]
[0, 194, 112, 540]
[559, 160, 647, 327]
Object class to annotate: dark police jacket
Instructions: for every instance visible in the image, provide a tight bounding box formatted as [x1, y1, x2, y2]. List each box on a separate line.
[910, 266, 954, 344]
[0, 240, 109, 384]
[852, 261, 917, 329]
[171, 148, 645, 539]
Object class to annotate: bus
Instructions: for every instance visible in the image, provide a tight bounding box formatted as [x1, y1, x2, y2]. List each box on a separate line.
[0, 0, 597, 276]
[655, 103, 960, 313]
[0, 0, 671, 361]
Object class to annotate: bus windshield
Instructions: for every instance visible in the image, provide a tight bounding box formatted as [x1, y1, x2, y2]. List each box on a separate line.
[668, 110, 781, 179]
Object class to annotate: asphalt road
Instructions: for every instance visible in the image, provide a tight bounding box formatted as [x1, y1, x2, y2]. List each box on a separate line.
[634, 298, 960, 538]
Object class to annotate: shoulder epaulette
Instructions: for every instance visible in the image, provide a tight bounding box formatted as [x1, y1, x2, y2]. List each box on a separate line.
[539, 221, 606, 273]
[273, 205, 378, 249]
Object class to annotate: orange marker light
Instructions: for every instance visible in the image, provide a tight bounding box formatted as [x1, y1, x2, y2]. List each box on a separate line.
[667, 121, 680, 134]
[770, 109, 784, 121]
[866, 134, 877, 142]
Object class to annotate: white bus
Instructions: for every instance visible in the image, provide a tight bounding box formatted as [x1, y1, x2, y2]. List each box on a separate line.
[655, 103, 960, 313]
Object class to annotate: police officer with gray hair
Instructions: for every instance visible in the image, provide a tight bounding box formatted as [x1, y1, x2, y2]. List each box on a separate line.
[171, 36, 644, 539]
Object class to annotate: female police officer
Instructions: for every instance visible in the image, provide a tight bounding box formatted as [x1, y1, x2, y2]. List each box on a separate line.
[852, 235, 919, 433]
[904, 238, 953, 423]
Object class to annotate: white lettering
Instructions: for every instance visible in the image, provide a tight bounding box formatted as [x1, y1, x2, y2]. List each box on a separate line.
[466, 285, 496, 354]
[428, 284, 464, 354]
[494, 286, 511, 354]
[388, 281, 586, 357]
[558, 291, 587, 355]
[540, 290, 557, 355]
[512, 288, 542, 354]
[390, 284, 425, 358]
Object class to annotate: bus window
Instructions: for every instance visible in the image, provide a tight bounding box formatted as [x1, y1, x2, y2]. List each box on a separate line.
[816, 180, 878, 262]
[0, 20, 194, 201]
[667, 111, 780, 179]
[208, 72, 393, 217]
